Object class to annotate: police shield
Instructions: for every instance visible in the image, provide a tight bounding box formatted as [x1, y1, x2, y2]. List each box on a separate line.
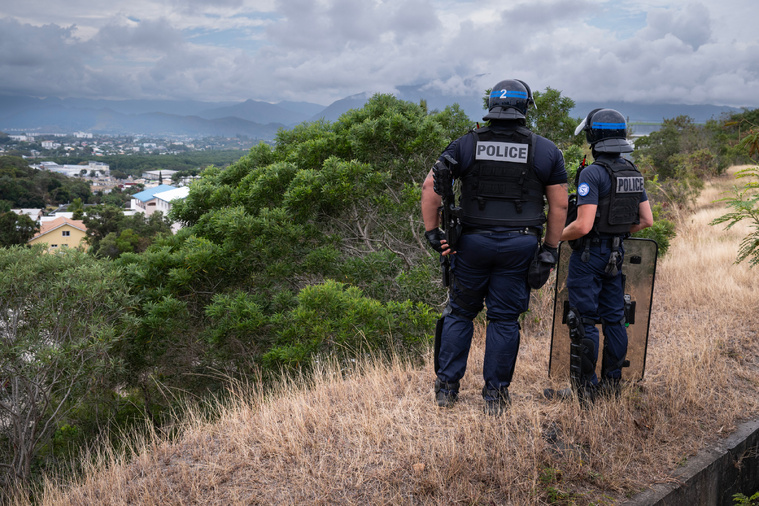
[547, 238, 658, 382]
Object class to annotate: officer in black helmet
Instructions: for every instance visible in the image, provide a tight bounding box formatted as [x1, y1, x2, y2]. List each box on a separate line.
[560, 108, 653, 402]
[421, 79, 568, 415]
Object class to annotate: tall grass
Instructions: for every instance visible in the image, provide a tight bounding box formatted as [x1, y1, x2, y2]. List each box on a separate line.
[29, 167, 759, 505]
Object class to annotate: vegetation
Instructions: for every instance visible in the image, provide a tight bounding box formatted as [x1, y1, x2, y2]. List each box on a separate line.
[707, 115, 759, 266]
[82, 205, 173, 258]
[634, 109, 759, 209]
[0, 246, 135, 490]
[112, 94, 470, 409]
[711, 166, 759, 266]
[1, 91, 757, 502]
[50, 150, 245, 180]
[734, 491, 759, 506]
[0, 212, 38, 247]
[481, 86, 582, 150]
[0, 156, 92, 208]
[24, 174, 759, 503]
[526, 87, 585, 151]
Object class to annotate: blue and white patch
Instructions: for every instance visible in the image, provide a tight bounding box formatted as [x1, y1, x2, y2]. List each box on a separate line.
[578, 183, 590, 197]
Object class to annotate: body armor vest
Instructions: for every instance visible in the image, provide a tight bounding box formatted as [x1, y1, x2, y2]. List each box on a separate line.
[592, 156, 644, 235]
[459, 126, 545, 228]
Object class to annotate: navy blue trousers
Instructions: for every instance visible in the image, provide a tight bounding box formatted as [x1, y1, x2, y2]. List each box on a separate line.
[436, 232, 538, 395]
[566, 240, 627, 385]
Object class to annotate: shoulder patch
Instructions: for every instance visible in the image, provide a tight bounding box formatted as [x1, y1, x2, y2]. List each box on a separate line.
[578, 183, 590, 197]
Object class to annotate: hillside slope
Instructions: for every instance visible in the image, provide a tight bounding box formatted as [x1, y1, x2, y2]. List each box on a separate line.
[34, 167, 759, 505]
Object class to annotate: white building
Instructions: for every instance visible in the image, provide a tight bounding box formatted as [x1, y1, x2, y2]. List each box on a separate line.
[130, 184, 189, 233]
[33, 161, 110, 177]
[12, 208, 44, 222]
[141, 169, 178, 182]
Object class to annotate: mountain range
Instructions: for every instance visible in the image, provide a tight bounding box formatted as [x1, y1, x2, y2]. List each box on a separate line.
[0, 87, 747, 141]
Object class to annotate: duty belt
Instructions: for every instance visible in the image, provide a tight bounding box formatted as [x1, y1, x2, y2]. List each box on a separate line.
[586, 236, 621, 248]
[578, 235, 623, 276]
[462, 227, 539, 237]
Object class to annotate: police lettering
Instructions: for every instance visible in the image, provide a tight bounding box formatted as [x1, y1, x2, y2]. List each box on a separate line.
[615, 176, 645, 193]
[475, 141, 529, 163]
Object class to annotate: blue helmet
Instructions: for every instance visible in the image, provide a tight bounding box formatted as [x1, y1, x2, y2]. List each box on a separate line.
[575, 108, 633, 153]
[483, 79, 534, 121]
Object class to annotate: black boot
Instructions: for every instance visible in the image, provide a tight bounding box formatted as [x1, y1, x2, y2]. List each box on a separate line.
[576, 382, 598, 408]
[482, 387, 510, 416]
[544, 384, 597, 407]
[598, 377, 621, 399]
[434, 378, 459, 408]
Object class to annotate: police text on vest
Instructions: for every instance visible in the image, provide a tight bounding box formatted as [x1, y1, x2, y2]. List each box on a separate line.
[616, 177, 645, 193]
[475, 142, 529, 163]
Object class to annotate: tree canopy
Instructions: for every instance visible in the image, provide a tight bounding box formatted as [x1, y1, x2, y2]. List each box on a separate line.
[109, 94, 471, 401]
[0, 156, 92, 208]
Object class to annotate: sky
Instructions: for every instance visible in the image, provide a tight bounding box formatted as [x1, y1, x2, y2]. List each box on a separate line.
[1, 0, 757, 108]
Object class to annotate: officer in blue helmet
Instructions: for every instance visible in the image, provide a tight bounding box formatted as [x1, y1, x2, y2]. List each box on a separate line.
[421, 79, 568, 415]
[560, 108, 653, 402]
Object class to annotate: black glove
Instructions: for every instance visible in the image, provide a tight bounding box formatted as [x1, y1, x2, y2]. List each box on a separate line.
[424, 228, 446, 254]
[528, 243, 559, 289]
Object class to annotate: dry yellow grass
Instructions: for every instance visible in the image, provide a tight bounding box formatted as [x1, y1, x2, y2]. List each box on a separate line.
[29, 166, 759, 505]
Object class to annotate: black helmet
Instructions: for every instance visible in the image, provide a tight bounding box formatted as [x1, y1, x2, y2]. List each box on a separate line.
[483, 79, 534, 121]
[574, 108, 633, 153]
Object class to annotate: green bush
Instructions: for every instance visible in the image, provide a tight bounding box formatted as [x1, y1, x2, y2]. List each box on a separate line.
[633, 203, 676, 256]
[262, 280, 436, 372]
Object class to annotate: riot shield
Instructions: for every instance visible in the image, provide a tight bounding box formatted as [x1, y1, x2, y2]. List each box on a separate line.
[548, 238, 658, 382]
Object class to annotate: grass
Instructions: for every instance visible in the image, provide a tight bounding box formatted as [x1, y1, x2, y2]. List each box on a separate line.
[22, 166, 759, 505]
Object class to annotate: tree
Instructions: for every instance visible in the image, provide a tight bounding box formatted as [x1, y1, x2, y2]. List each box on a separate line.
[527, 87, 583, 150]
[481, 86, 581, 149]
[82, 205, 125, 252]
[0, 246, 134, 487]
[710, 125, 759, 267]
[69, 198, 85, 220]
[83, 205, 172, 257]
[0, 212, 38, 247]
[115, 95, 469, 404]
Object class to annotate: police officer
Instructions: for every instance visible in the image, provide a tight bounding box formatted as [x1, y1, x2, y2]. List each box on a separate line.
[421, 79, 568, 415]
[560, 108, 653, 402]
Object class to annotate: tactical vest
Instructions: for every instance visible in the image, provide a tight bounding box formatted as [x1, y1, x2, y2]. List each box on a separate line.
[592, 156, 644, 235]
[459, 126, 545, 228]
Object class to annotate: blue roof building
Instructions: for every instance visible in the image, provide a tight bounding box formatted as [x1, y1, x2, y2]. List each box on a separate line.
[131, 184, 178, 203]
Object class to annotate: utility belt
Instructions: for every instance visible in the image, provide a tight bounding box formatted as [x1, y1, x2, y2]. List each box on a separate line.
[572, 234, 627, 276]
[462, 227, 540, 237]
[570, 233, 628, 250]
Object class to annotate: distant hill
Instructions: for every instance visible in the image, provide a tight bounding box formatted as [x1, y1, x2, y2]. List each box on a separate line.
[307, 93, 374, 123]
[571, 101, 743, 124]
[198, 99, 313, 126]
[0, 90, 748, 140]
[306, 86, 744, 127]
[0, 95, 293, 140]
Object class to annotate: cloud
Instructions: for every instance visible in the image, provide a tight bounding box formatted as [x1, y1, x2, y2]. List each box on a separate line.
[641, 2, 711, 49]
[0, 0, 756, 108]
[0, 18, 90, 97]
